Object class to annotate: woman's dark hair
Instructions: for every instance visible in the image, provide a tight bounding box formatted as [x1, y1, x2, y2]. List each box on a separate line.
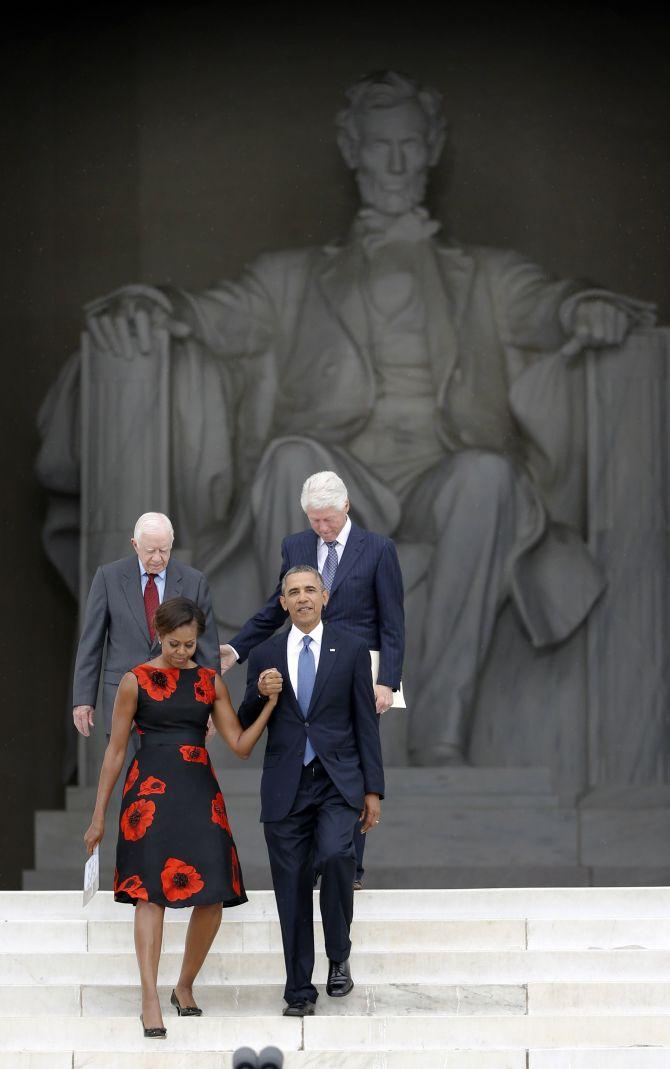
[153, 596, 205, 638]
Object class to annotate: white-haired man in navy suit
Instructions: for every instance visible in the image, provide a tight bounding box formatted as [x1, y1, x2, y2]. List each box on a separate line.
[221, 471, 404, 888]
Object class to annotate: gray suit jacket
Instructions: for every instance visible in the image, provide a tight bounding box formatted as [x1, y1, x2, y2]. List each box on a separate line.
[73, 555, 220, 733]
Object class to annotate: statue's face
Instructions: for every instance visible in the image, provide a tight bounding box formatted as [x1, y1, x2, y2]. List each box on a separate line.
[354, 100, 430, 216]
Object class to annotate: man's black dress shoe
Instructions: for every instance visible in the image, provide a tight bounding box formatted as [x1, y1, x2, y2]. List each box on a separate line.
[283, 999, 316, 1016]
[326, 957, 354, 997]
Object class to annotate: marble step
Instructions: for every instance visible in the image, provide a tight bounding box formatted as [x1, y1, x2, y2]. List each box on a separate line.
[5, 916, 670, 954]
[0, 982, 526, 1018]
[304, 1013, 670, 1049]
[7, 887, 670, 920]
[2, 1013, 670, 1052]
[33, 807, 575, 870]
[4, 948, 670, 985]
[0, 917, 528, 953]
[5, 1052, 670, 1069]
[24, 862, 611, 890]
[4, 981, 670, 1019]
[530, 1055, 670, 1068]
[65, 766, 558, 808]
[0, 1054, 529, 1069]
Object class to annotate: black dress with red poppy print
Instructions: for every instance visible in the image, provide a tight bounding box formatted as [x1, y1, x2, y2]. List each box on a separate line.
[114, 664, 247, 909]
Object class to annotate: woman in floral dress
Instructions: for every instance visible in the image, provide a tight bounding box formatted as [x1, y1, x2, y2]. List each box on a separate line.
[84, 596, 281, 1036]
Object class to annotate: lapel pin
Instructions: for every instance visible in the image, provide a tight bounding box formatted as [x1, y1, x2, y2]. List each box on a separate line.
[329, 648, 335, 652]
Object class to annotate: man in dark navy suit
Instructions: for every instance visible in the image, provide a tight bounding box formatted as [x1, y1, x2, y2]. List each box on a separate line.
[221, 470, 404, 887]
[237, 565, 384, 1016]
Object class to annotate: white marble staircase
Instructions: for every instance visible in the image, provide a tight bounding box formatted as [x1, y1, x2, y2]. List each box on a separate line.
[2, 887, 670, 1066]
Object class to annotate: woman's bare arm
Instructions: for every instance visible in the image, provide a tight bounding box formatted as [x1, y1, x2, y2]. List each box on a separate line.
[211, 671, 280, 758]
[84, 673, 138, 854]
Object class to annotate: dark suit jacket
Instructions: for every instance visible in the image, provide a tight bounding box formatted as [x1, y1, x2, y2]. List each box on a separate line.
[238, 625, 385, 822]
[230, 523, 405, 689]
[73, 554, 220, 732]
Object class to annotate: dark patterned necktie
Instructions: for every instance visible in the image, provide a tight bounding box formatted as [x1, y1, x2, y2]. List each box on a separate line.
[144, 574, 159, 642]
[322, 541, 339, 591]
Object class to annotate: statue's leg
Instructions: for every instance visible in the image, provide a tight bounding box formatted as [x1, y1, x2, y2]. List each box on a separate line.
[401, 450, 537, 766]
[250, 436, 400, 592]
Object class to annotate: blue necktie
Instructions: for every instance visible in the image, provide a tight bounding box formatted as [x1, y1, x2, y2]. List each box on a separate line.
[297, 635, 316, 765]
[322, 541, 339, 592]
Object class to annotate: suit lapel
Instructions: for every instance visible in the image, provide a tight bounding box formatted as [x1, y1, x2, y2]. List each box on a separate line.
[328, 523, 365, 598]
[293, 530, 319, 570]
[307, 625, 339, 717]
[423, 241, 475, 393]
[121, 558, 151, 644]
[316, 243, 371, 360]
[274, 634, 302, 720]
[163, 559, 183, 601]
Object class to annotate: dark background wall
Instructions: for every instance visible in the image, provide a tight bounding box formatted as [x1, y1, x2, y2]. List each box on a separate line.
[1, 4, 668, 887]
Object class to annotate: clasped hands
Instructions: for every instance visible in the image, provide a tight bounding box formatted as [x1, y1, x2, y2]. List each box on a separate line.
[258, 668, 283, 699]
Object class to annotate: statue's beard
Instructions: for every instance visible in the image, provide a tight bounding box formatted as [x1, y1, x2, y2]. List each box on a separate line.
[355, 169, 428, 216]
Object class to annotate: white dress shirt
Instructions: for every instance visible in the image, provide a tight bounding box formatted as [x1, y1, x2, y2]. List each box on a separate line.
[139, 560, 167, 603]
[316, 515, 351, 574]
[287, 620, 323, 696]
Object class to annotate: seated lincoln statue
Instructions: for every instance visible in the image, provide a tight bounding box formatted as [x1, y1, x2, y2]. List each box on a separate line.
[37, 71, 655, 766]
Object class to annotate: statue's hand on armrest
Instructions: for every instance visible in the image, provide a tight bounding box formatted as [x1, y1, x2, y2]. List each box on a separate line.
[83, 283, 191, 359]
[560, 290, 657, 360]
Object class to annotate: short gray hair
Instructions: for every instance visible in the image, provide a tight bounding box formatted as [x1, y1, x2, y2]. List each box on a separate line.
[300, 471, 348, 512]
[281, 565, 325, 595]
[133, 512, 174, 545]
[336, 70, 446, 163]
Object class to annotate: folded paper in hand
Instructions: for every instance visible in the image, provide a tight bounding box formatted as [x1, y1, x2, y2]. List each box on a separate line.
[369, 650, 406, 709]
[83, 844, 99, 908]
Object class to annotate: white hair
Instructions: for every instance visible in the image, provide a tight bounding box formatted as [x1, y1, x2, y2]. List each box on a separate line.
[133, 512, 174, 545]
[300, 471, 348, 512]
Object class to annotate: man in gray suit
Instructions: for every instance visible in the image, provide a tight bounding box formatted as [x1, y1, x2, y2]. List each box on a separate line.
[73, 511, 220, 738]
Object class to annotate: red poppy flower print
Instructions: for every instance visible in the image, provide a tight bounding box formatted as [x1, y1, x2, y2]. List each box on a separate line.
[116, 873, 149, 901]
[194, 667, 216, 706]
[211, 791, 231, 833]
[113, 868, 119, 893]
[160, 857, 204, 902]
[133, 664, 179, 701]
[231, 845, 241, 897]
[138, 775, 166, 797]
[123, 759, 139, 797]
[120, 799, 156, 841]
[179, 745, 208, 764]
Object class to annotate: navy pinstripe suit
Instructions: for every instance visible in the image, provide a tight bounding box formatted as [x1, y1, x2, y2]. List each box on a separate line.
[230, 523, 405, 689]
[229, 521, 404, 883]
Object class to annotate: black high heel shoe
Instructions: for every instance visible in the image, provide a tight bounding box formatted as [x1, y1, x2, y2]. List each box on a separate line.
[140, 1014, 167, 1038]
[171, 988, 203, 1016]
